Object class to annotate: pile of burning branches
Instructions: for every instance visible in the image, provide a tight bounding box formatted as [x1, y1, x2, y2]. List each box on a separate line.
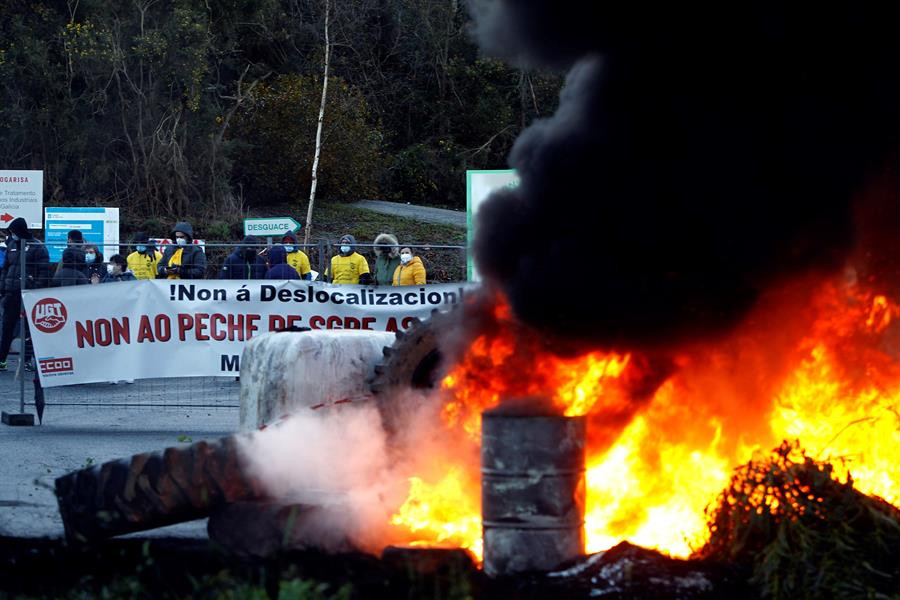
[697, 441, 900, 599]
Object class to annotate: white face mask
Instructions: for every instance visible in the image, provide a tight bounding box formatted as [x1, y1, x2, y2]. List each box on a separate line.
[106, 264, 117, 275]
[340, 245, 351, 254]
[400, 253, 412, 264]
[176, 238, 188, 246]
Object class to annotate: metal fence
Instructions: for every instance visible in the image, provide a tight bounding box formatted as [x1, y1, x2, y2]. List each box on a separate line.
[0, 238, 466, 419]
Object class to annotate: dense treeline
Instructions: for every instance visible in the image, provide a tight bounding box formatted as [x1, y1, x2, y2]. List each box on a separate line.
[0, 0, 561, 222]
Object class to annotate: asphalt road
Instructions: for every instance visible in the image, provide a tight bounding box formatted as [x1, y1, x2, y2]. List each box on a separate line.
[350, 200, 466, 229]
[0, 360, 239, 539]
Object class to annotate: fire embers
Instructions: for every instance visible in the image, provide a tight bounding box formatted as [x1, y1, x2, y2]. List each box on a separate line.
[470, 4, 900, 350]
[481, 405, 586, 576]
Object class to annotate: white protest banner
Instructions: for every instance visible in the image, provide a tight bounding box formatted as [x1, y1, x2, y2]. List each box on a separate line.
[23, 280, 474, 387]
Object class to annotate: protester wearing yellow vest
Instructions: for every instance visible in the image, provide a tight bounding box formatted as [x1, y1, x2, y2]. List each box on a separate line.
[281, 231, 312, 280]
[392, 247, 426, 285]
[327, 234, 370, 284]
[126, 231, 162, 280]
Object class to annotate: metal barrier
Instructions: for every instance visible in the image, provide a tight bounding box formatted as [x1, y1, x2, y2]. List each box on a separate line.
[0, 238, 467, 419]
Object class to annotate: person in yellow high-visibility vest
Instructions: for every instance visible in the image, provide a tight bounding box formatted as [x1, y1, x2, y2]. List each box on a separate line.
[126, 232, 162, 280]
[281, 231, 312, 280]
[326, 234, 370, 284]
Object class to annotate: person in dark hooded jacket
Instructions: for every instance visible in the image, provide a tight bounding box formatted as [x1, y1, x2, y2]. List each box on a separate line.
[157, 221, 207, 279]
[219, 235, 267, 279]
[327, 234, 370, 284]
[52, 247, 89, 287]
[0, 217, 50, 370]
[265, 245, 300, 280]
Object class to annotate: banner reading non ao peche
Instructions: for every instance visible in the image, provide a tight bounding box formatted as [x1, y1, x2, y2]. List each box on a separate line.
[23, 280, 474, 387]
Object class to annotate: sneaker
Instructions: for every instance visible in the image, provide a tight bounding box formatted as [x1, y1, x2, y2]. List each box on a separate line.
[0, 361, 6, 371]
[24, 359, 35, 372]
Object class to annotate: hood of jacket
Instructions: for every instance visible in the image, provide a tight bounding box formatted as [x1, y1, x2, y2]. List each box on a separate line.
[373, 233, 399, 258]
[339, 234, 357, 253]
[171, 221, 194, 242]
[269, 244, 288, 265]
[282, 231, 299, 245]
[239, 235, 260, 253]
[7, 217, 30, 239]
[61, 246, 86, 268]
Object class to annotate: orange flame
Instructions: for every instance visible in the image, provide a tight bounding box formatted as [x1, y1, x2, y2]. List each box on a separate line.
[389, 281, 900, 561]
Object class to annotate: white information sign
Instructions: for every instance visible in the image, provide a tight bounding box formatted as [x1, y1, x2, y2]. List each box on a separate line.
[465, 169, 520, 281]
[0, 170, 44, 229]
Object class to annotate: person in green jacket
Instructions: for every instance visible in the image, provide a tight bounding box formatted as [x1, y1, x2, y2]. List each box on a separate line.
[373, 233, 401, 286]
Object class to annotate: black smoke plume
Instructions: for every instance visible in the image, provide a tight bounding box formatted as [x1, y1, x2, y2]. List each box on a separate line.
[469, 3, 900, 349]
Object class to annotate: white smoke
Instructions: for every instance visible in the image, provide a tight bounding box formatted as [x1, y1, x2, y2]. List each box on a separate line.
[237, 390, 474, 554]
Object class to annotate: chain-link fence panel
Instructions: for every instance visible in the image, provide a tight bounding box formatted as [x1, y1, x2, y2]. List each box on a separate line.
[0, 238, 467, 417]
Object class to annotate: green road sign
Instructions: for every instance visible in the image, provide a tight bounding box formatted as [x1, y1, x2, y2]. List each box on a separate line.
[243, 216, 301, 237]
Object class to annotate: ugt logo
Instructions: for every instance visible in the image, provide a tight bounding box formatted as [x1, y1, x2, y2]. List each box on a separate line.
[32, 298, 68, 334]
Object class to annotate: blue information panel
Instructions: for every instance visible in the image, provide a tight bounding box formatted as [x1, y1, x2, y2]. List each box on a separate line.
[44, 207, 120, 263]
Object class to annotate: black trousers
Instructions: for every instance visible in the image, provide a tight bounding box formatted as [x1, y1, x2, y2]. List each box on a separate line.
[0, 292, 23, 362]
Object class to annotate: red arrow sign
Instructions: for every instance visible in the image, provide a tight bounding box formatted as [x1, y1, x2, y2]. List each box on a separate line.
[0, 213, 12, 223]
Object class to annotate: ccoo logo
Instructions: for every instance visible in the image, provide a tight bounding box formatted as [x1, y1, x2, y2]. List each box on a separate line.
[32, 298, 68, 333]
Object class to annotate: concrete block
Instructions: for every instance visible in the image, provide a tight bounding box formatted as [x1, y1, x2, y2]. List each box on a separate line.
[1, 411, 35, 426]
[238, 330, 395, 430]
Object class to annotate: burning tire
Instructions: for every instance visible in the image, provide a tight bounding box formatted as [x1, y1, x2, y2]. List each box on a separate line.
[370, 308, 454, 396]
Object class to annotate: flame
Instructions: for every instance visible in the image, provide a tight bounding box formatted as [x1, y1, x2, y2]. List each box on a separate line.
[389, 281, 900, 561]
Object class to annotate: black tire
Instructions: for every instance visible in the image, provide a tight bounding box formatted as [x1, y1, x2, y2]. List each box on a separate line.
[369, 308, 455, 396]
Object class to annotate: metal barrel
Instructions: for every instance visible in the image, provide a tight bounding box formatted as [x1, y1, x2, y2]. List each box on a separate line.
[481, 406, 586, 576]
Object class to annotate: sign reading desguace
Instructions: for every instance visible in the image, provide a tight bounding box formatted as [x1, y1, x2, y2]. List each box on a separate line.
[23, 280, 473, 387]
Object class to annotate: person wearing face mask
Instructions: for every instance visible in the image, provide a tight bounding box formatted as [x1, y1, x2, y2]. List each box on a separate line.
[219, 235, 267, 279]
[281, 231, 312, 280]
[83, 243, 105, 283]
[373, 233, 401, 286]
[126, 232, 162, 280]
[392, 247, 426, 286]
[101, 254, 136, 283]
[0, 217, 50, 371]
[326, 234, 370, 284]
[157, 221, 207, 279]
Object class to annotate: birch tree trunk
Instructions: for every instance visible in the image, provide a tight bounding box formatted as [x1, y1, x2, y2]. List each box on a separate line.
[304, 0, 331, 247]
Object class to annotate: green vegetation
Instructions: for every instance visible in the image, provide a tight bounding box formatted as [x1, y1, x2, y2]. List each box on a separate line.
[697, 441, 900, 599]
[0, 1, 562, 220]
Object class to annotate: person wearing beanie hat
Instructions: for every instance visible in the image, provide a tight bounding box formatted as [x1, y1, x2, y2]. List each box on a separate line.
[0, 217, 49, 371]
[219, 235, 267, 279]
[126, 231, 162, 280]
[326, 234, 370, 284]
